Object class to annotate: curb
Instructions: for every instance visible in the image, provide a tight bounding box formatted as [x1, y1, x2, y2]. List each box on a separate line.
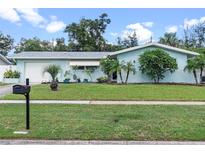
[1, 139, 205, 145]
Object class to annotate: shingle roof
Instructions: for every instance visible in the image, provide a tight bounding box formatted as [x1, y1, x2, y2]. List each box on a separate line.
[0, 54, 12, 65]
[8, 51, 113, 60]
[110, 43, 199, 56]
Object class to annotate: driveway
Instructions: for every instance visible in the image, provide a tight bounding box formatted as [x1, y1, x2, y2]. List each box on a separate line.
[0, 84, 13, 97]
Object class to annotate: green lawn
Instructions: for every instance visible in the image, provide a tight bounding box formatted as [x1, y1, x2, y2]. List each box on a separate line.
[0, 82, 8, 86]
[2, 83, 205, 101]
[1, 104, 205, 140]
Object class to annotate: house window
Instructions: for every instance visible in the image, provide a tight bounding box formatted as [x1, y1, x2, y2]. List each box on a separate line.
[85, 66, 98, 70]
[76, 66, 85, 70]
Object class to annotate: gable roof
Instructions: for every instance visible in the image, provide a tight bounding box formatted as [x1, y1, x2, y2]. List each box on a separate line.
[110, 43, 199, 56]
[8, 51, 113, 60]
[0, 54, 12, 65]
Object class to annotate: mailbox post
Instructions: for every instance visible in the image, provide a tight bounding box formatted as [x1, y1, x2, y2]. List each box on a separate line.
[25, 78, 30, 129]
[13, 78, 31, 130]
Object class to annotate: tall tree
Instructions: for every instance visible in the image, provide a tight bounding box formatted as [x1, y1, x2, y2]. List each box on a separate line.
[0, 31, 14, 56]
[183, 22, 205, 49]
[117, 32, 138, 49]
[64, 13, 111, 51]
[15, 37, 52, 53]
[54, 37, 67, 51]
[159, 32, 180, 47]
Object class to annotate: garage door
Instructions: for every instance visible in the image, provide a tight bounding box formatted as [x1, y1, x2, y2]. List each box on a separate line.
[25, 62, 51, 83]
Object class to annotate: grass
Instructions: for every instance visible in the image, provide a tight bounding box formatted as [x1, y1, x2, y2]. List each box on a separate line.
[1, 104, 205, 140]
[0, 82, 8, 86]
[2, 83, 205, 101]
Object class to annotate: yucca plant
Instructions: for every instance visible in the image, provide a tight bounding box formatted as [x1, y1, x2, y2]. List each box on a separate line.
[43, 64, 61, 91]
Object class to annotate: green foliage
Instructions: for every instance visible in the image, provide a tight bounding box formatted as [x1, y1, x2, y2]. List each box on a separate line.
[15, 37, 52, 53]
[4, 70, 20, 78]
[117, 32, 138, 49]
[184, 58, 199, 84]
[64, 13, 111, 51]
[112, 60, 124, 83]
[139, 49, 178, 83]
[159, 32, 180, 47]
[97, 76, 108, 83]
[43, 65, 61, 82]
[100, 56, 117, 81]
[84, 67, 96, 81]
[0, 31, 14, 56]
[53, 37, 67, 51]
[122, 61, 136, 83]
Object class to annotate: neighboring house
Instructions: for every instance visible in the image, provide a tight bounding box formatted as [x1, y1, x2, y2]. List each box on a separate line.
[0, 54, 12, 65]
[8, 43, 199, 83]
[0, 54, 14, 82]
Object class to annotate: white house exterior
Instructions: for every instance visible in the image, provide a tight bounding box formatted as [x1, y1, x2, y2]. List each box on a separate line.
[9, 52, 111, 83]
[8, 43, 200, 84]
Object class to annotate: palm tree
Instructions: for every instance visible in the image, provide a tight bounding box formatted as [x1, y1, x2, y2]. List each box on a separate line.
[43, 64, 61, 91]
[110, 60, 124, 83]
[122, 61, 136, 84]
[84, 67, 95, 82]
[159, 32, 180, 47]
[184, 58, 199, 84]
[195, 54, 205, 83]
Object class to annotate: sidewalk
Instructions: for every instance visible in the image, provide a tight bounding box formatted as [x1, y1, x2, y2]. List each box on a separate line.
[1, 139, 205, 145]
[0, 100, 205, 105]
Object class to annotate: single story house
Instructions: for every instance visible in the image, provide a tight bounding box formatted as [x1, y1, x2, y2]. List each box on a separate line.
[8, 43, 200, 83]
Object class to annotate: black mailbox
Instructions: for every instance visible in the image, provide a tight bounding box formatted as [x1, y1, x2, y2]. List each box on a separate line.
[13, 85, 30, 95]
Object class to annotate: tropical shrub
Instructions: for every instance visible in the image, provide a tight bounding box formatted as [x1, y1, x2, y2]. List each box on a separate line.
[139, 49, 178, 83]
[43, 64, 61, 91]
[100, 56, 117, 82]
[97, 76, 108, 83]
[84, 67, 96, 82]
[122, 61, 136, 83]
[4, 70, 20, 78]
[184, 58, 199, 84]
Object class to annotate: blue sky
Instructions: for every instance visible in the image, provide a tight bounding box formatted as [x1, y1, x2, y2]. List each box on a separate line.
[0, 8, 205, 45]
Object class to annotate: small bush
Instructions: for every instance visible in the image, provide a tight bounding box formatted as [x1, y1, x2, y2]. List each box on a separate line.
[4, 70, 20, 78]
[97, 76, 108, 83]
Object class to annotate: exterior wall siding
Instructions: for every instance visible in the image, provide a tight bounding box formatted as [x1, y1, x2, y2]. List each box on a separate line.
[16, 59, 105, 83]
[116, 47, 199, 83]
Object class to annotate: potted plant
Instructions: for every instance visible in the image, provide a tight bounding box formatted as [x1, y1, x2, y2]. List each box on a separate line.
[43, 64, 61, 91]
[3, 70, 20, 83]
[63, 70, 71, 83]
[72, 65, 78, 82]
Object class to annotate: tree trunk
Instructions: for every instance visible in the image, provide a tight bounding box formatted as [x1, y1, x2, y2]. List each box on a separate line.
[200, 67, 203, 83]
[108, 74, 112, 83]
[119, 71, 124, 84]
[193, 70, 198, 85]
[125, 70, 130, 84]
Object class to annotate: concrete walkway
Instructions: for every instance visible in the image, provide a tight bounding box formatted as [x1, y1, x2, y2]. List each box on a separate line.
[0, 84, 13, 97]
[0, 100, 205, 105]
[1, 139, 205, 145]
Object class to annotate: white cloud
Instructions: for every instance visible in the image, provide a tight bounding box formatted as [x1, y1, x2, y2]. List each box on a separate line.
[50, 15, 58, 21]
[184, 16, 205, 29]
[0, 8, 20, 24]
[166, 25, 178, 33]
[16, 8, 47, 28]
[110, 32, 118, 37]
[142, 22, 154, 28]
[46, 21, 66, 33]
[122, 23, 153, 42]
